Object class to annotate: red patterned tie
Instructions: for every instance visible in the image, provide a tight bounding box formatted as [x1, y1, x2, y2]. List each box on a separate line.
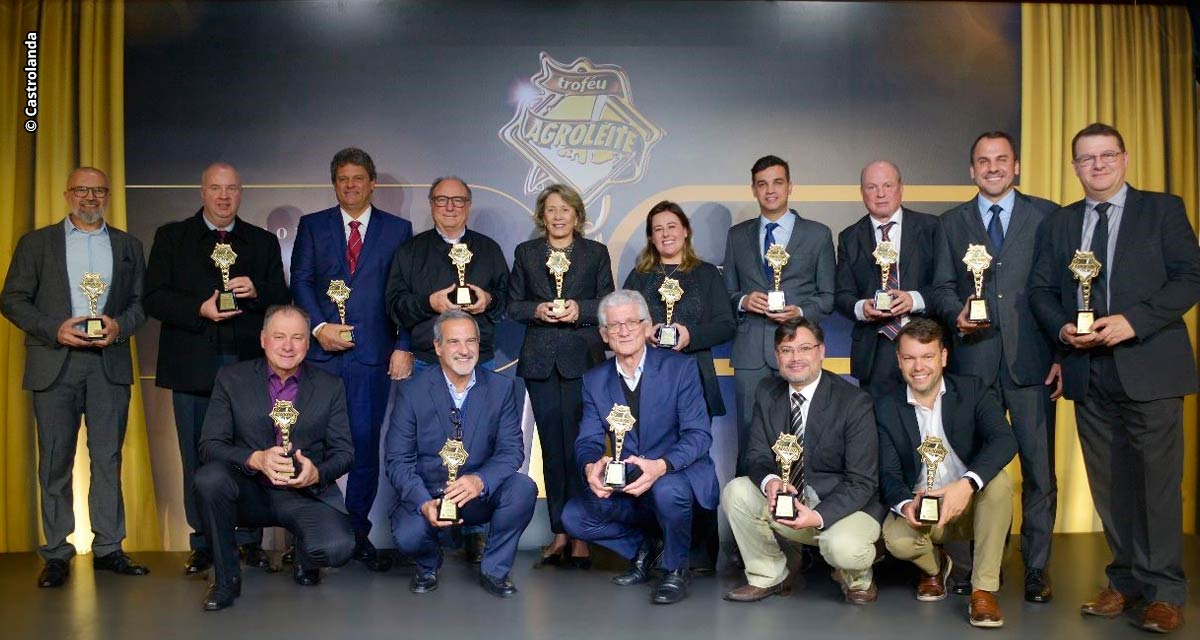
[347, 220, 363, 275]
[879, 222, 902, 340]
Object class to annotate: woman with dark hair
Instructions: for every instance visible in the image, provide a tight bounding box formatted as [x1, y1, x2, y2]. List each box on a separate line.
[508, 184, 614, 568]
[623, 200, 735, 573]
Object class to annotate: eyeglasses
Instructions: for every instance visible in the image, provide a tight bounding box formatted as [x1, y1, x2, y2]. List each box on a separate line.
[602, 319, 646, 333]
[776, 343, 820, 357]
[1073, 151, 1123, 168]
[69, 186, 110, 197]
[430, 196, 471, 208]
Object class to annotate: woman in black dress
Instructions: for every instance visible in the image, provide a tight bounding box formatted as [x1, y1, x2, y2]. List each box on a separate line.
[508, 184, 614, 568]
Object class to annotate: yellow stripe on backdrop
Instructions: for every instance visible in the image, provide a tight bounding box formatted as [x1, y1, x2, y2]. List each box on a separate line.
[1021, 3, 1197, 534]
[0, 0, 160, 553]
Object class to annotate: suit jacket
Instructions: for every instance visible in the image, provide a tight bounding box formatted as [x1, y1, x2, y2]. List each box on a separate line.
[198, 359, 355, 512]
[508, 236, 614, 379]
[385, 364, 525, 512]
[575, 347, 719, 509]
[834, 209, 946, 382]
[933, 192, 1060, 388]
[144, 211, 291, 393]
[291, 206, 413, 367]
[1, 219, 146, 391]
[1028, 185, 1200, 401]
[744, 371, 884, 525]
[875, 374, 1017, 510]
[723, 211, 836, 370]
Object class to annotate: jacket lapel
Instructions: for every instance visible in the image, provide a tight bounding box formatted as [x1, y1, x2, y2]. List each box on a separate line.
[463, 368, 489, 452]
[354, 210, 383, 282]
[999, 194, 1032, 258]
[102, 230, 124, 316]
[897, 211, 917, 286]
[251, 360, 275, 446]
[328, 210, 351, 279]
[51, 222, 73, 316]
[1109, 185, 1140, 285]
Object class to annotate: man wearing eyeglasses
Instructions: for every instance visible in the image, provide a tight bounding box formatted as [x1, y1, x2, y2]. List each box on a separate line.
[722, 317, 884, 605]
[2, 167, 149, 587]
[562, 290, 719, 605]
[143, 162, 291, 576]
[385, 310, 536, 598]
[1029, 123, 1200, 634]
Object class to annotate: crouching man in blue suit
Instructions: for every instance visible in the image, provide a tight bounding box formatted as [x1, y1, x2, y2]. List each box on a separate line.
[563, 290, 719, 605]
[385, 309, 536, 598]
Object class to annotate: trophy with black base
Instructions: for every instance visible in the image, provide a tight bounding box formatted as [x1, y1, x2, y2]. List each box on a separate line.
[872, 241, 898, 312]
[916, 436, 949, 525]
[211, 242, 239, 312]
[79, 272, 107, 341]
[269, 399, 300, 479]
[963, 244, 993, 325]
[1070, 250, 1102, 335]
[449, 243, 477, 307]
[326, 279, 354, 342]
[438, 410, 470, 522]
[603, 404, 636, 490]
[656, 277, 683, 348]
[770, 432, 803, 521]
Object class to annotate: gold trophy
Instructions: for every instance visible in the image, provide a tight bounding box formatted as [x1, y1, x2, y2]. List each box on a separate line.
[764, 244, 790, 312]
[211, 242, 239, 312]
[269, 399, 300, 479]
[872, 241, 899, 312]
[604, 404, 637, 489]
[437, 440, 469, 522]
[326, 279, 354, 342]
[771, 432, 803, 521]
[962, 244, 993, 324]
[656, 277, 684, 348]
[79, 272, 107, 341]
[1070, 250, 1102, 335]
[546, 250, 570, 316]
[448, 243, 476, 307]
[916, 436, 949, 524]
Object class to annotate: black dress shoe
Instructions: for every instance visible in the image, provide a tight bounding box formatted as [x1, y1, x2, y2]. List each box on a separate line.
[463, 533, 485, 565]
[1024, 568, 1053, 603]
[185, 550, 213, 575]
[479, 572, 518, 598]
[202, 578, 241, 611]
[281, 545, 295, 565]
[353, 535, 392, 572]
[38, 559, 69, 588]
[239, 544, 270, 569]
[652, 568, 689, 604]
[93, 551, 150, 575]
[567, 555, 593, 570]
[613, 538, 661, 586]
[410, 570, 439, 594]
[293, 563, 321, 586]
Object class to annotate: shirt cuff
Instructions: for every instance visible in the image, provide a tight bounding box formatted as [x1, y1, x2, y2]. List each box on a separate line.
[814, 510, 825, 530]
[760, 473, 781, 495]
[854, 299, 868, 321]
[893, 498, 912, 517]
[312, 322, 326, 338]
[737, 295, 748, 314]
[910, 291, 925, 313]
[964, 471, 984, 492]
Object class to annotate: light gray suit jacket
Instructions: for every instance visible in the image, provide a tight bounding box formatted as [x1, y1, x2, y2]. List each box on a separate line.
[1, 220, 146, 391]
[722, 210, 835, 370]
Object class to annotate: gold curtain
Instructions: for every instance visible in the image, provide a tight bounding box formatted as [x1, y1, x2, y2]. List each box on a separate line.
[0, 0, 160, 552]
[1021, 3, 1198, 534]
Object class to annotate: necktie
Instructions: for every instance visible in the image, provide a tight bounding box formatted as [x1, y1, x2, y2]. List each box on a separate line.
[878, 221, 903, 340]
[986, 204, 1005, 250]
[789, 391, 806, 492]
[1091, 203, 1111, 316]
[763, 222, 780, 286]
[216, 229, 228, 243]
[347, 220, 363, 275]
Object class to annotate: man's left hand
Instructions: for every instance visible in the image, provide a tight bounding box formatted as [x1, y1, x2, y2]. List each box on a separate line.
[884, 289, 914, 316]
[389, 350, 413, 380]
[443, 474, 484, 508]
[96, 315, 120, 347]
[776, 502, 822, 530]
[1090, 314, 1136, 347]
[927, 478, 974, 527]
[225, 276, 258, 299]
[621, 456, 668, 497]
[766, 305, 802, 324]
[286, 450, 321, 489]
[463, 285, 491, 315]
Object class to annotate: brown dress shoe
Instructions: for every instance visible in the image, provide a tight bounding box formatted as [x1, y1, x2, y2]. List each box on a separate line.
[1081, 587, 1140, 618]
[831, 569, 877, 605]
[1135, 602, 1183, 634]
[969, 590, 1004, 628]
[724, 582, 784, 602]
[916, 550, 952, 602]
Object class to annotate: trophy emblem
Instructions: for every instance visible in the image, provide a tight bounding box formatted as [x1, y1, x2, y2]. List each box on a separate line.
[79, 272, 107, 341]
[211, 242, 239, 312]
[962, 244, 993, 324]
[269, 399, 300, 479]
[656, 277, 684, 348]
[872, 241, 899, 312]
[1069, 250, 1103, 335]
[916, 436, 950, 524]
[546, 250, 571, 316]
[770, 432, 803, 520]
[764, 244, 790, 312]
[448, 243, 476, 307]
[326, 279, 354, 342]
[604, 404, 637, 489]
[437, 409, 470, 522]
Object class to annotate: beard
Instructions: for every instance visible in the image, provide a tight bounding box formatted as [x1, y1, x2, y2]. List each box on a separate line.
[72, 207, 105, 225]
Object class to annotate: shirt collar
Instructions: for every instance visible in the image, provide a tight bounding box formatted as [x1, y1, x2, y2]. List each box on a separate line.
[788, 370, 822, 403]
[267, 365, 303, 386]
[976, 189, 1016, 217]
[872, 207, 903, 229]
[906, 376, 947, 408]
[616, 346, 648, 382]
[759, 210, 796, 232]
[340, 206, 373, 228]
[443, 367, 478, 395]
[201, 213, 236, 234]
[1085, 183, 1129, 211]
[64, 215, 109, 236]
[437, 225, 467, 244]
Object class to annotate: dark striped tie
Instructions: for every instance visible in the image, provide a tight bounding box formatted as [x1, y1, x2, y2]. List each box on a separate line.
[789, 391, 805, 491]
[878, 221, 902, 340]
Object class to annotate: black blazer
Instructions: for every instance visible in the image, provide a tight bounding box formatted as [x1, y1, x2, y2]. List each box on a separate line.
[508, 236, 613, 380]
[199, 359, 354, 512]
[835, 209, 946, 382]
[875, 374, 1017, 510]
[1028, 186, 1200, 401]
[934, 192, 1060, 387]
[143, 211, 291, 393]
[744, 372, 884, 526]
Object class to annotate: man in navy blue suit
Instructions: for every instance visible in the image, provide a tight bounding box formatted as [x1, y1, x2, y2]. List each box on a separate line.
[385, 310, 536, 597]
[562, 290, 719, 605]
[291, 148, 413, 571]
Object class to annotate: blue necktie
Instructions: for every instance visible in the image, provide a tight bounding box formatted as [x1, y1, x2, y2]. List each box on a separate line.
[986, 204, 1004, 250]
[763, 222, 780, 285]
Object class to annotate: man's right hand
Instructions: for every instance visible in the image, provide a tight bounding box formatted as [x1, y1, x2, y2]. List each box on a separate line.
[585, 457, 615, 499]
[741, 291, 771, 315]
[315, 323, 355, 352]
[247, 446, 296, 486]
[420, 498, 459, 527]
[901, 495, 924, 529]
[1060, 323, 1104, 349]
[763, 478, 797, 514]
[955, 301, 985, 334]
[862, 298, 890, 321]
[429, 284, 457, 314]
[56, 316, 91, 348]
[199, 290, 242, 322]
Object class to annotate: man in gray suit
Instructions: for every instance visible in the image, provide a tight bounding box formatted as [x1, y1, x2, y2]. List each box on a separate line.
[1, 167, 149, 588]
[934, 131, 1062, 603]
[723, 155, 835, 475]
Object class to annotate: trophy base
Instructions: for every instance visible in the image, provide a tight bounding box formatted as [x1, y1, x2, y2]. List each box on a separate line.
[278, 455, 300, 480]
[772, 491, 796, 521]
[656, 324, 678, 348]
[455, 286, 476, 307]
[437, 497, 459, 522]
[551, 299, 566, 316]
[917, 495, 942, 525]
[1076, 310, 1095, 335]
[874, 290, 893, 312]
[85, 317, 105, 341]
[767, 291, 786, 313]
[967, 298, 990, 324]
[218, 290, 239, 312]
[338, 329, 355, 343]
[603, 461, 627, 489]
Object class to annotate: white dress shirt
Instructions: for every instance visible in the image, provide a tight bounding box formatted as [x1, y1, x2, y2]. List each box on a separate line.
[892, 378, 984, 515]
[853, 207, 926, 322]
[760, 372, 825, 528]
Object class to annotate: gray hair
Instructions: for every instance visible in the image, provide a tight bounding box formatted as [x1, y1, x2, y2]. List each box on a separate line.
[428, 175, 473, 201]
[262, 304, 311, 332]
[433, 309, 478, 342]
[597, 290, 651, 327]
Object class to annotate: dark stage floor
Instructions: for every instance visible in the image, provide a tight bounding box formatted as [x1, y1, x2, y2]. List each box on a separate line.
[1, 533, 1196, 639]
